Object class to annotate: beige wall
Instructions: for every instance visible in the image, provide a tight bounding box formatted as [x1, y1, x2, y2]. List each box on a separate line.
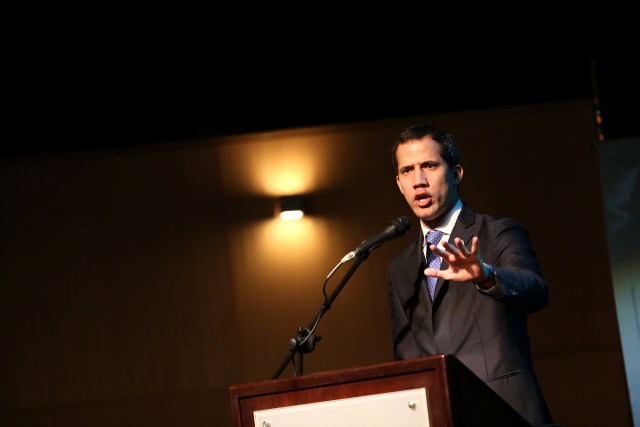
[0, 99, 632, 426]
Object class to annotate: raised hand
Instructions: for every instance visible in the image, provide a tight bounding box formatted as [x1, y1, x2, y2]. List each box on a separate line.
[424, 236, 491, 284]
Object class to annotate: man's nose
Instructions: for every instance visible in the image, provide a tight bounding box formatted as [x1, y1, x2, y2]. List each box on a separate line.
[413, 171, 427, 187]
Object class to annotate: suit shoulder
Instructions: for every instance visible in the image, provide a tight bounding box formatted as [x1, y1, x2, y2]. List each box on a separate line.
[472, 211, 526, 231]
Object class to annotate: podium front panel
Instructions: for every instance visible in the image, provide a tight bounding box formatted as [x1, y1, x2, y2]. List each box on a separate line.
[254, 388, 429, 427]
[229, 355, 531, 427]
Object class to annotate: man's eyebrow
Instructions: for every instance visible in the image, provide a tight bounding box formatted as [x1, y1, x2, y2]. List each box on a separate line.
[406, 160, 437, 168]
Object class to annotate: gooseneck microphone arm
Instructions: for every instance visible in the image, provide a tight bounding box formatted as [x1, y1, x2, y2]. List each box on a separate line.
[271, 248, 369, 379]
[271, 216, 411, 379]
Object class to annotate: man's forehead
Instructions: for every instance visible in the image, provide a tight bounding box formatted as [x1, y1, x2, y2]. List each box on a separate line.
[397, 139, 443, 161]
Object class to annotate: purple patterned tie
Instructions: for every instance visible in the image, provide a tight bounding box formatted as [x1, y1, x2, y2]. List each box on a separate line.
[426, 230, 443, 300]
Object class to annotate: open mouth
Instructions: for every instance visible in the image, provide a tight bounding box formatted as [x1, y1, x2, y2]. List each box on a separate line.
[415, 193, 431, 208]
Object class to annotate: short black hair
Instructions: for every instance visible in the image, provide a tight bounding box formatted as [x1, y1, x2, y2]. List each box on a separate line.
[391, 124, 461, 175]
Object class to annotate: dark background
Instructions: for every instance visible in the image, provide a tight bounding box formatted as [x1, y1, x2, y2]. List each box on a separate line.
[4, 58, 638, 158]
[2, 53, 636, 426]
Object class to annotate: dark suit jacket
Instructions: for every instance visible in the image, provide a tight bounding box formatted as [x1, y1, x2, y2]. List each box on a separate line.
[387, 203, 552, 425]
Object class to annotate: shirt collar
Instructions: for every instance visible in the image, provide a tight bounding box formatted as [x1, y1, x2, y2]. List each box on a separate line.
[420, 198, 463, 245]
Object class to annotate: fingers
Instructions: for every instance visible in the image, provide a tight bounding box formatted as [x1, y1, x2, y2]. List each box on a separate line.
[453, 238, 468, 255]
[430, 238, 465, 257]
[431, 236, 478, 254]
[429, 243, 448, 258]
[469, 236, 479, 253]
[429, 236, 480, 265]
[455, 237, 477, 257]
[425, 236, 483, 282]
[424, 267, 440, 277]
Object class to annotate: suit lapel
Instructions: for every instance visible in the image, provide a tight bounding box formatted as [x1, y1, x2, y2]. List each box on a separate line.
[394, 206, 479, 354]
[433, 204, 477, 300]
[394, 232, 426, 308]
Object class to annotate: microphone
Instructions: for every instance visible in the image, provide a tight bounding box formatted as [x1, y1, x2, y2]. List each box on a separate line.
[341, 216, 411, 262]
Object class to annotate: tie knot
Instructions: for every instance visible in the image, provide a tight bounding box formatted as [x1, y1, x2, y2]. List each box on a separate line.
[426, 230, 443, 245]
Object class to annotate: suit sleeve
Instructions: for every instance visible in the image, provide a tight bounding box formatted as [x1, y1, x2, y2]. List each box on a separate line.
[477, 218, 549, 313]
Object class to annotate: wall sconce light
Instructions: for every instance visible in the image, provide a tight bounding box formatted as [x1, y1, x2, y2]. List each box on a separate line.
[279, 195, 305, 221]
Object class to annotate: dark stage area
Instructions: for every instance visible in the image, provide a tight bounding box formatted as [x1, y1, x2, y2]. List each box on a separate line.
[3, 58, 638, 158]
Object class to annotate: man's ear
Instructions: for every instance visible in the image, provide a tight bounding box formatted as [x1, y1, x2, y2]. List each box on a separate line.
[452, 165, 463, 183]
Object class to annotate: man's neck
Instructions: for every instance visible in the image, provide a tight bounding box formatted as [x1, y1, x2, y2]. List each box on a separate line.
[421, 199, 463, 233]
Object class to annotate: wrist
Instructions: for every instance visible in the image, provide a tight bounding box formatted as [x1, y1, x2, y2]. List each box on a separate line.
[474, 263, 496, 288]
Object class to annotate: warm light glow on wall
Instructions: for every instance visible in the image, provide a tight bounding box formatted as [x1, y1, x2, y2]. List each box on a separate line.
[217, 133, 333, 197]
[227, 216, 336, 293]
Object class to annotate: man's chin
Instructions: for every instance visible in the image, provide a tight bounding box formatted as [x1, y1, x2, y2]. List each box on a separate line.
[417, 209, 444, 228]
[415, 206, 434, 219]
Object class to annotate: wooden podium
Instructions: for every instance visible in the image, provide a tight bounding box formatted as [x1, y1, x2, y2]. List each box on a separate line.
[229, 354, 532, 426]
